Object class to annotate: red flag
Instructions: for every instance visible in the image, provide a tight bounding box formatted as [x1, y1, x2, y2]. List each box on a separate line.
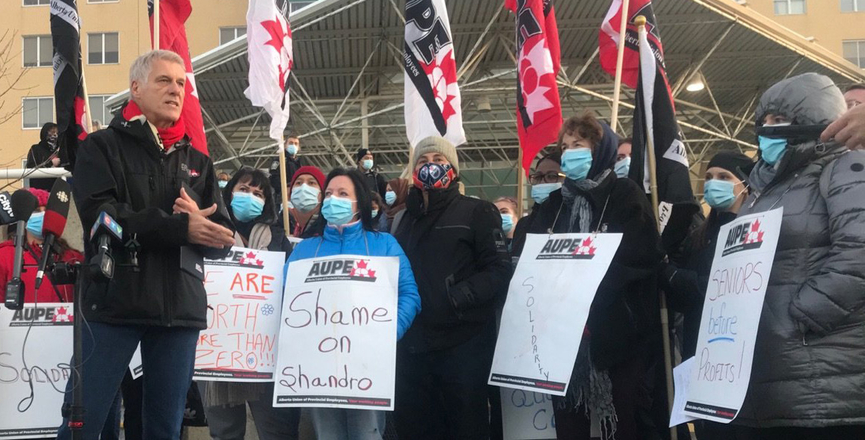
[505, 0, 562, 175]
[598, 0, 666, 90]
[148, 0, 208, 155]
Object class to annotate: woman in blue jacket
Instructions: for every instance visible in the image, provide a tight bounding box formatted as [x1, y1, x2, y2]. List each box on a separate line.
[286, 168, 421, 440]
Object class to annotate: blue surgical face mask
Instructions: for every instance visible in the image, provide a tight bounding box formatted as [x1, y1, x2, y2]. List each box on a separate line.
[26, 211, 44, 239]
[218, 180, 228, 189]
[501, 213, 514, 233]
[385, 191, 397, 205]
[614, 157, 631, 178]
[531, 182, 561, 204]
[561, 148, 593, 181]
[703, 179, 738, 210]
[758, 136, 788, 166]
[231, 192, 264, 223]
[322, 196, 356, 226]
[286, 144, 298, 156]
[290, 184, 321, 213]
[362, 159, 374, 171]
[371, 209, 379, 218]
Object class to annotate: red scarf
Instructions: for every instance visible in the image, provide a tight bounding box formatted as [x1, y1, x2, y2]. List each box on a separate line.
[122, 101, 186, 149]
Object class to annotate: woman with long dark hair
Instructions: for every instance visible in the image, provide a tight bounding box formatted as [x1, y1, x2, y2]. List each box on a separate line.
[201, 167, 299, 439]
[286, 168, 421, 440]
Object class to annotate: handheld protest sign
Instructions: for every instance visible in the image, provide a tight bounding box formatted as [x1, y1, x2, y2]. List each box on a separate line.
[273, 255, 399, 410]
[489, 233, 622, 395]
[0, 303, 73, 439]
[500, 388, 557, 440]
[194, 247, 286, 382]
[684, 208, 783, 423]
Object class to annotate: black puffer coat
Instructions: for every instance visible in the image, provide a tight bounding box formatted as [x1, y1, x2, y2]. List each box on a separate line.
[72, 104, 234, 329]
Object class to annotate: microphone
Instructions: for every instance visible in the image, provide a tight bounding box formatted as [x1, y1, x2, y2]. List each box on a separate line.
[0, 192, 15, 225]
[4, 190, 38, 310]
[89, 205, 123, 279]
[34, 180, 71, 290]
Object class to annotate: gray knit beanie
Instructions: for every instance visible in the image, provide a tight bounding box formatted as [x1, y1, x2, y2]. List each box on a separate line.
[411, 136, 459, 174]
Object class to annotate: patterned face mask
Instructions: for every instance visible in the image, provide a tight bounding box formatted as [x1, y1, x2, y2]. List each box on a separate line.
[413, 163, 455, 190]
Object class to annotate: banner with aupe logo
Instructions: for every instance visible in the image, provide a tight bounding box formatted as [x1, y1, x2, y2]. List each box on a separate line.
[273, 255, 399, 410]
[0, 303, 73, 439]
[194, 246, 286, 382]
[684, 208, 783, 423]
[489, 233, 622, 395]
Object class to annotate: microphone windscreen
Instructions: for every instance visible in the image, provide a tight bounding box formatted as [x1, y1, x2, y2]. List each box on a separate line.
[43, 179, 72, 237]
[0, 192, 17, 224]
[10, 190, 38, 223]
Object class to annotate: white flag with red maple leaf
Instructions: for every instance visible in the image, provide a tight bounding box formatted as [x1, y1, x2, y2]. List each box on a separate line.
[403, 0, 465, 148]
[245, 0, 293, 142]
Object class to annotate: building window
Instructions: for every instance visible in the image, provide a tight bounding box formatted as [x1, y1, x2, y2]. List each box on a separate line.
[219, 27, 247, 45]
[289, 1, 316, 14]
[23, 35, 52, 67]
[23, 0, 50, 5]
[88, 95, 112, 127]
[774, 0, 806, 14]
[844, 40, 865, 68]
[841, 0, 865, 12]
[22, 97, 54, 129]
[88, 33, 119, 65]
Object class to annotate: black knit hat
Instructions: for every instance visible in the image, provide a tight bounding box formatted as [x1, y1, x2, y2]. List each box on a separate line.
[356, 147, 371, 163]
[707, 151, 755, 182]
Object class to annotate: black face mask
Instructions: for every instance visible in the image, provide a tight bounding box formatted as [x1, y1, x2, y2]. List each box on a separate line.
[47, 134, 58, 145]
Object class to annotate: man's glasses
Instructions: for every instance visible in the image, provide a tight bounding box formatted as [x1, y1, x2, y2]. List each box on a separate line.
[529, 171, 566, 185]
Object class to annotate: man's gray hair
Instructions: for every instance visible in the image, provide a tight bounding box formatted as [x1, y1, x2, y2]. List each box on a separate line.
[129, 50, 185, 85]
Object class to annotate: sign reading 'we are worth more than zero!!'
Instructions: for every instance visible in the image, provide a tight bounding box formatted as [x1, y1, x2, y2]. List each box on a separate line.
[194, 247, 286, 382]
[684, 208, 783, 423]
[274, 255, 399, 410]
[489, 233, 622, 396]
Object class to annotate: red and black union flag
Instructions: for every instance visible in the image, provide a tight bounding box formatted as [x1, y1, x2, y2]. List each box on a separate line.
[631, 19, 698, 249]
[51, 0, 89, 170]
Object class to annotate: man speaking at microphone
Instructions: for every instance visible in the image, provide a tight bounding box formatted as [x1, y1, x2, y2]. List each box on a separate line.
[57, 50, 235, 440]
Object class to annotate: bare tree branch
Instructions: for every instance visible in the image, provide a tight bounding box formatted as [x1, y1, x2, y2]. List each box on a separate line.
[0, 30, 32, 126]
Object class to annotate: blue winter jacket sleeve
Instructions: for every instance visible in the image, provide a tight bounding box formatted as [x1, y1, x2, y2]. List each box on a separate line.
[385, 234, 421, 340]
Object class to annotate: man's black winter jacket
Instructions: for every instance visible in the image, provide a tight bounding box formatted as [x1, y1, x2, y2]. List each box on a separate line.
[394, 186, 512, 352]
[72, 108, 233, 329]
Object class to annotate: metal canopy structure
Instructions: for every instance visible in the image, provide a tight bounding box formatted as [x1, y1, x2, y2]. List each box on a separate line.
[108, 0, 865, 198]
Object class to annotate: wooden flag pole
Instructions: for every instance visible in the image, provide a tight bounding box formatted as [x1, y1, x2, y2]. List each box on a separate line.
[609, 0, 631, 134]
[153, 0, 160, 50]
[516, 147, 525, 218]
[636, 15, 678, 440]
[277, 139, 291, 237]
[81, 74, 93, 133]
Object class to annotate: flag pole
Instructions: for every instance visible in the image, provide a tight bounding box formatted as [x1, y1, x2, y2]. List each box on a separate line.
[153, 0, 160, 50]
[636, 15, 678, 440]
[277, 139, 291, 237]
[609, 0, 630, 134]
[81, 74, 93, 133]
[516, 148, 525, 218]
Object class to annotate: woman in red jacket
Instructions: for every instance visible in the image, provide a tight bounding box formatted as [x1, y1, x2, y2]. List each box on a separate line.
[0, 188, 83, 303]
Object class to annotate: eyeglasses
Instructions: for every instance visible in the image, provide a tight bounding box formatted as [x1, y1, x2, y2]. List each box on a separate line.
[529, 171, 566, 185]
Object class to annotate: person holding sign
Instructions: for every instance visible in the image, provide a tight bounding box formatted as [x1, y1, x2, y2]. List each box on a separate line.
[662, 151, 755, 359]
[286, 168, 421, 439]
[392, 136, 512, 439]
[514, 114, 664, 439]
[288, 166, 326, 238]
[197, 167, 300, 440]
[722, 73, 865, 438]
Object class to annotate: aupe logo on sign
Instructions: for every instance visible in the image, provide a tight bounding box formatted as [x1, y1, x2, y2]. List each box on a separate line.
[9, 305, 73, 327]
[722, 218, 765, 257]
[305, 259, 377, 283]
[536, 237, 597, 260]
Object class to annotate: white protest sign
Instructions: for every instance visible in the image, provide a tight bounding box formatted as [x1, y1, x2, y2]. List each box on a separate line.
[0, 304, 73, 439]
[489, 233, 622, 395]
[669, 357, 697, 427]
[194, 247, 285, 382]
[684, 208, 783, 423]
[274, 255, 398, 410]
[500, 388, 556, 440]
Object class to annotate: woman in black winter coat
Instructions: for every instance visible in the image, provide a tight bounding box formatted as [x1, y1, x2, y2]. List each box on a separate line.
[515, 114, 664, 440]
